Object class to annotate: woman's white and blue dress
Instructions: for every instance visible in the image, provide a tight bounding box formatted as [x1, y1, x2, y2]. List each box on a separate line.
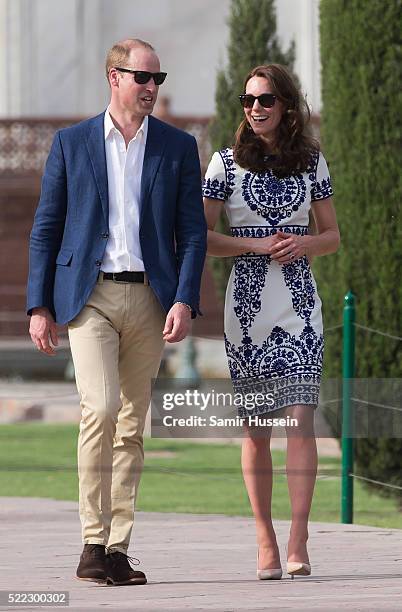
[202, 149, 333, 417]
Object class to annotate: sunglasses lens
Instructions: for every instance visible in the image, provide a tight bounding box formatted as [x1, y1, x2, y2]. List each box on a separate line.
[240, 95, 254, 108]
[133, 71, 151, 84]
[260, 94, 276, 108]
[154, 72, 167, 85]
[133, 71, 167, 85]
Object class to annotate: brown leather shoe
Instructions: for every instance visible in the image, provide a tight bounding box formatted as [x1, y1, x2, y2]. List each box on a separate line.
[76, 544, 107, 583]
[105, 551, 147, 586]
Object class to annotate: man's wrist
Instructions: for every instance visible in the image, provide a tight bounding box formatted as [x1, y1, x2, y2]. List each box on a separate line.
[174, 301, 192, 313]
[31, 307, 50, 316]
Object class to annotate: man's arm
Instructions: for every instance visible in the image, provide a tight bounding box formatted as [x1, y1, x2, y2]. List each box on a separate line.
[162, 136, 207, 343]
[27, 131, 68, 354]
[174, 136, 207, 315]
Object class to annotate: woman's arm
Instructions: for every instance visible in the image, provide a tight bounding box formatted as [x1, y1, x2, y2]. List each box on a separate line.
[271, 197, 340, 263]
[305, 197, 340, 256]
[204, 197, 284, 257]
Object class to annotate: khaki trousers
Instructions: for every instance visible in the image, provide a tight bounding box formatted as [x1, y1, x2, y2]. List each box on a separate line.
[68, 276, 165, 553]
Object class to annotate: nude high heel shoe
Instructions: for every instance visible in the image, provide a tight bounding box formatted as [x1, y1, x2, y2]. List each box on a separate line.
[256, 550, 282, 580]
[286, 543, 311, 579]
[286, 561, 311, 579]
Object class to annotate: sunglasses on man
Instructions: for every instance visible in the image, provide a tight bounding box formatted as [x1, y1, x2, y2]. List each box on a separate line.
[114, 67, 167, 86]
[239, 93, 276, 109]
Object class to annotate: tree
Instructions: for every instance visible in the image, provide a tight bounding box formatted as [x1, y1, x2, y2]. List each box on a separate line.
[318, 0, 402, 502]
[209, 0, 295, 299]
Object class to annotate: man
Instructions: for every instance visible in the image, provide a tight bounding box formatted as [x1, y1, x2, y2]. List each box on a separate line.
[27, 39, 207, 586]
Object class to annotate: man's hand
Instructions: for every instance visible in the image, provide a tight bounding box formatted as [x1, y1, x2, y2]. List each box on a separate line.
[162, 303, 192, 343]
[29, 307, 59, 355]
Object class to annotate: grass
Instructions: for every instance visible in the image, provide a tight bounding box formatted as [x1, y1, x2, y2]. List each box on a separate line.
[0, 423, 400, 529]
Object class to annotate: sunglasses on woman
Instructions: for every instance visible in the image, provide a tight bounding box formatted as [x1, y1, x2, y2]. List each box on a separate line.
[114, 67, 167, 85]
[239, 93, 276, 109]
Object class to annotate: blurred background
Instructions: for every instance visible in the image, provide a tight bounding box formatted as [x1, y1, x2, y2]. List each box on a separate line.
[0, 0, 321, 373]
[0, 0, 400, 525]
[0, 0, 321, 117]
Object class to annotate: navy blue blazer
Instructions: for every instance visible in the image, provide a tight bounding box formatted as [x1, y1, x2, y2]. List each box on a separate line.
[27, 113, 207, 324]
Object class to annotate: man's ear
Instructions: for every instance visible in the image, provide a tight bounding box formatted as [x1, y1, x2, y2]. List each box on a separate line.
[109, 68, 119, 88]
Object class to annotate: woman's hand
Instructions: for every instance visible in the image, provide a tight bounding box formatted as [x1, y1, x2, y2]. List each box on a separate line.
[270, 231, 309, 264]
[247, 233, 286, 255]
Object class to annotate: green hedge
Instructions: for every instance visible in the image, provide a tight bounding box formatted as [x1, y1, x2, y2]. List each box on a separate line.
[318, 0, 402, 502]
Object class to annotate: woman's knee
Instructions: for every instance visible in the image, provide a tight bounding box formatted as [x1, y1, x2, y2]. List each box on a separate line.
[242, 427, 271, 452]
[284, 405, 315, 437]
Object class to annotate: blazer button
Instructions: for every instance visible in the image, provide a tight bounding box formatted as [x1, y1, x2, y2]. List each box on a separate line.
[95, 260, 102, 267]
[102, 232, 109, 239]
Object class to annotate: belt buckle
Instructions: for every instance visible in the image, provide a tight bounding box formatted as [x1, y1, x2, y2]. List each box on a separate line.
[112, 272, 126, 284]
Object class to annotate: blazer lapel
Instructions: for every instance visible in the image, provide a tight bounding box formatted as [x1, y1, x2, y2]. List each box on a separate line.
[86, 113, 109, 225]
[140, 116, 168, 224]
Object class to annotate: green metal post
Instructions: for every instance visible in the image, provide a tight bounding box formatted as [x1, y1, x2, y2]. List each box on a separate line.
[341, 291, 356, 523]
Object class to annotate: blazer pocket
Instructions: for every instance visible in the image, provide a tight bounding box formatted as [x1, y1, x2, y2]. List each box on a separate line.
[56, 248, 73, 266]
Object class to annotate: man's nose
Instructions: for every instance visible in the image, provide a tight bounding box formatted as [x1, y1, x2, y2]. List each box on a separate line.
[146, 78, 158, 93]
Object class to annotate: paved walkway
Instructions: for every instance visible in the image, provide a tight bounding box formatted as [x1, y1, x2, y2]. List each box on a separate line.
[0, 498, 401, 611]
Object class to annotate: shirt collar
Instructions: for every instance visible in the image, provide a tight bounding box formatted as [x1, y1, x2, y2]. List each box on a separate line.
[104, 107, 148, 143]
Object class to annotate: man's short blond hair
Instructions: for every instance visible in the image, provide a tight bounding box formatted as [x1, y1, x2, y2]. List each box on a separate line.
[105, 39, 155, 82]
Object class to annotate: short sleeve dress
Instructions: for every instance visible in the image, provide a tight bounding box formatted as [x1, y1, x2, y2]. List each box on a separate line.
[202, 148, 333, 417]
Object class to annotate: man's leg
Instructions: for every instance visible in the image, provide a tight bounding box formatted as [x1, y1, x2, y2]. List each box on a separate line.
[68, 281, 126, 546]
[106, 282, 165, 554]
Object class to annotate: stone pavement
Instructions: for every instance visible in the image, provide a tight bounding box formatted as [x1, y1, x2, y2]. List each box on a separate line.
[0, 498, 401, 611]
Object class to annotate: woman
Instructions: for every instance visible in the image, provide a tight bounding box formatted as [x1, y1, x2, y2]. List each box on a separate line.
[203, 64, 340, 580]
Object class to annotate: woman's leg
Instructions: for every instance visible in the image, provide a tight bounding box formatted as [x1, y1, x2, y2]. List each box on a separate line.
[285, 405, 317, 564]
[241, 423, 280, 569]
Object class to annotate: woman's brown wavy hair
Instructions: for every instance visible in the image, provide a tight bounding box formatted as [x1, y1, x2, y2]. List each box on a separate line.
[233, 64, 318, 177]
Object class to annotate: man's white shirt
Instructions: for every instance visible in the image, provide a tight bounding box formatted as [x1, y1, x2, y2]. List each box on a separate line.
[102, 108, 148, 272]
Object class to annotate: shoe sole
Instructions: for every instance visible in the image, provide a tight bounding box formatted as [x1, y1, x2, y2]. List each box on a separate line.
[287, 568, 311, 577]
[257, 573, 282, 580]
[106, 577, 147, 586]
[288, 569, 311, 576]
[75, 576, 107, 585]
